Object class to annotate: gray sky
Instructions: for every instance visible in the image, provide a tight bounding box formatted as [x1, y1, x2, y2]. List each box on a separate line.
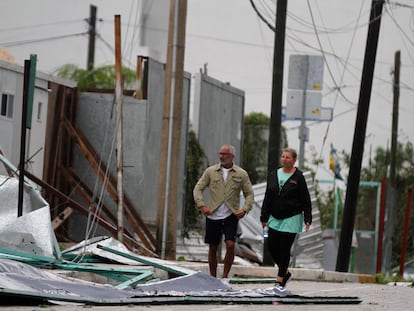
[1, 0, 413, 181]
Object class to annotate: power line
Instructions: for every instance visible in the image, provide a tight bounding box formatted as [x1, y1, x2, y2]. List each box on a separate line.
[0, 19, 84, 32]
[1, 32, 88, 47]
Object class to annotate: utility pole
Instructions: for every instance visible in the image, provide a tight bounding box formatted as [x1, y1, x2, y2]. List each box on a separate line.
[382, 50, 401, 273]
[156, 0, 187, 259]
[262, 0, 288, 266]
[390, 50, 400, 187]
[114, 15, 124, 242]
[336, 0, 385, 272]
[87, 5, 97, 71]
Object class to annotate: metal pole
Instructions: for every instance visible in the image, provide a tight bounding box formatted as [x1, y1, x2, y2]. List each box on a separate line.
[298, 55, 309, 169]
[18, 60, 30, 217]
[18, 55, 37, 217]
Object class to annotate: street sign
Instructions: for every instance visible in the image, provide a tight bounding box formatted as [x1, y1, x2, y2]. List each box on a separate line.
[282, 106, 333, 122]
[288, 54, 324, 90]
[286, 89, 321, 119]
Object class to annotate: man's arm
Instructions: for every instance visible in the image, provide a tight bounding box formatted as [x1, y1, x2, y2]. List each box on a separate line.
[193, 169, 209, 209]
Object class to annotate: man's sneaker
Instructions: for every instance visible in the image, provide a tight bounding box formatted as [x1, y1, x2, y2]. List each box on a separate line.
[281, 271, 292, 287]
[221, 278, 230, 286]
[273, 282, 288, 297]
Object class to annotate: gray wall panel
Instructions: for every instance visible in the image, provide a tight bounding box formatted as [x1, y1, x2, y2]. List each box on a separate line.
[70, 58, 191, 241]
[193, 73, 245, 166]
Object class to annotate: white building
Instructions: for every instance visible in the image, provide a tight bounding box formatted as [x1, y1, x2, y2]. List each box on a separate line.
[0, 56, 75, 178]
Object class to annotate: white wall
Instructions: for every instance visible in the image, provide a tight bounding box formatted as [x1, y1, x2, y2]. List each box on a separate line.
[0, 60, 68, 178]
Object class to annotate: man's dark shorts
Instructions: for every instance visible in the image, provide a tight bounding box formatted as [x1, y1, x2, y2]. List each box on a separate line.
[205, 213, 238, 245]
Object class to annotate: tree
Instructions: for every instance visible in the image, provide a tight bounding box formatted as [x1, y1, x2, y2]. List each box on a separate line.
[183, 130, 208, 237]
[242, 112, 288, 184]
[318, 141, 414, 268]
[55, 64, 136, 91]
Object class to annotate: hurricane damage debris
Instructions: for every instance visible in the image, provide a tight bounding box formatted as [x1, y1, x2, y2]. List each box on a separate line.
[0, 258, 362, 306]
[0, 156, 361, 306]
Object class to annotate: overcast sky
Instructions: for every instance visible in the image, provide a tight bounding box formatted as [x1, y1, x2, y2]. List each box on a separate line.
[1, 0, 413, 181]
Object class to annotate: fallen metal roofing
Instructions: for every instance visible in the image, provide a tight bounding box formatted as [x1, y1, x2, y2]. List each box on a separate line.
[0, 259, 362, 305]
[0, 169, 360, 306]
[62, 236, 196, 276]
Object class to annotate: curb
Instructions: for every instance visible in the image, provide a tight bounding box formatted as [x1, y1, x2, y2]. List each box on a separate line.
[177, 262, 377, 284]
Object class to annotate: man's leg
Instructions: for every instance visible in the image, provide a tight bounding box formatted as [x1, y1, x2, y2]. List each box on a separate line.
[221, 214, 238, 278]
[208, 243, 218, 277]
[222, 239, 235, 278]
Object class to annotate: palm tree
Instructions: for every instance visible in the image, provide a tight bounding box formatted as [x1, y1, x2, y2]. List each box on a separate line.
[55, 64, 136, 91]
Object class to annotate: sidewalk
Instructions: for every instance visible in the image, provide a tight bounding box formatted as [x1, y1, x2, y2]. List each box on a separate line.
[176, 261, 377, 283]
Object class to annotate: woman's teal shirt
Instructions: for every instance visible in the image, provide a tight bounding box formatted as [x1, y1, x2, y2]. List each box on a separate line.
[267, 168, 304, 233]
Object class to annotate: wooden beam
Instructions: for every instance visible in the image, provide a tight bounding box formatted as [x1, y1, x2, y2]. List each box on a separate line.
[61, 118, 156, 250]
[23, 170, 157, 257]
[51, 206, 73, 230]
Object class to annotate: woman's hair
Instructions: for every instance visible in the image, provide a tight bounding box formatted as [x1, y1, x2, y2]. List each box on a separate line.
[282, 147, 297, 160]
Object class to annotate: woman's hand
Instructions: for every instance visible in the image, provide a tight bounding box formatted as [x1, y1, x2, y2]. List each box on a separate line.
[304, 222, 311, 232]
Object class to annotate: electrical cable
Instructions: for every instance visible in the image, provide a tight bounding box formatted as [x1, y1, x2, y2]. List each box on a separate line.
[306, 0, 365, 176]
[1, 32, 88, 47]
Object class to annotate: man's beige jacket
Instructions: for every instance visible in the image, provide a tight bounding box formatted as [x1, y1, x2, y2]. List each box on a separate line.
[193, 163, 254, 214]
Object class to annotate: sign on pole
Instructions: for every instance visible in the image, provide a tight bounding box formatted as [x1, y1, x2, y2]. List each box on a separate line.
[288, 54, 324, 90]
[286, 90, 321, 120]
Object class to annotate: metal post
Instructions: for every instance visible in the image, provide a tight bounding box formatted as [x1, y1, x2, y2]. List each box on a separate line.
[298, 55, 309, 169]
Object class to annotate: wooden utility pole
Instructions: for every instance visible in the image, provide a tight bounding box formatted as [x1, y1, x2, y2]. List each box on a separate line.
[390, 50, 400, 187]
[156, 0, 187, 259]
[336, 0, 385, 272]
[382, 50, 401, 273]
[262, 0, 288, 267]
[267, 0, 287, 175]
[114, 15, 124, 242]
[87, 5, 97, 71]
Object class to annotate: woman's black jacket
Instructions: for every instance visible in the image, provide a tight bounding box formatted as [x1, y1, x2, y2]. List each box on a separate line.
[260, 168, 312, 225]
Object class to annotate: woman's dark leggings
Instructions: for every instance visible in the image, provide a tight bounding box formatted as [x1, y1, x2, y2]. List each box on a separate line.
[267, 227, 297, 277]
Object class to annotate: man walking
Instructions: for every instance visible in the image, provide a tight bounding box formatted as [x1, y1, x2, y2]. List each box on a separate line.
[193, 144, 254, 279]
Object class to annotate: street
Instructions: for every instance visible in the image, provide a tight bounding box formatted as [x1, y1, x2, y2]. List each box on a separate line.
[2, 279, 413, 311]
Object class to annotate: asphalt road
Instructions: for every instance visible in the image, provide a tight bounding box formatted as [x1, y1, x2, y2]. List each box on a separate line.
[2, 279, 413, 311]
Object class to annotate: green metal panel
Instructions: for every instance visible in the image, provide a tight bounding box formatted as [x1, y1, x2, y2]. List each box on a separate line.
[97, 244, 189, 276]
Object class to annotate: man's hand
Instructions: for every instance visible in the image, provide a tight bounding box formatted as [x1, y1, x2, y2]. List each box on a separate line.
[199, 206, 212, 216]
[234, 209, 246, 219]
[304, 223, 311, 232]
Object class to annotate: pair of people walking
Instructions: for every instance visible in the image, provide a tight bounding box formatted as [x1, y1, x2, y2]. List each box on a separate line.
[193, 145, 312, 294]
